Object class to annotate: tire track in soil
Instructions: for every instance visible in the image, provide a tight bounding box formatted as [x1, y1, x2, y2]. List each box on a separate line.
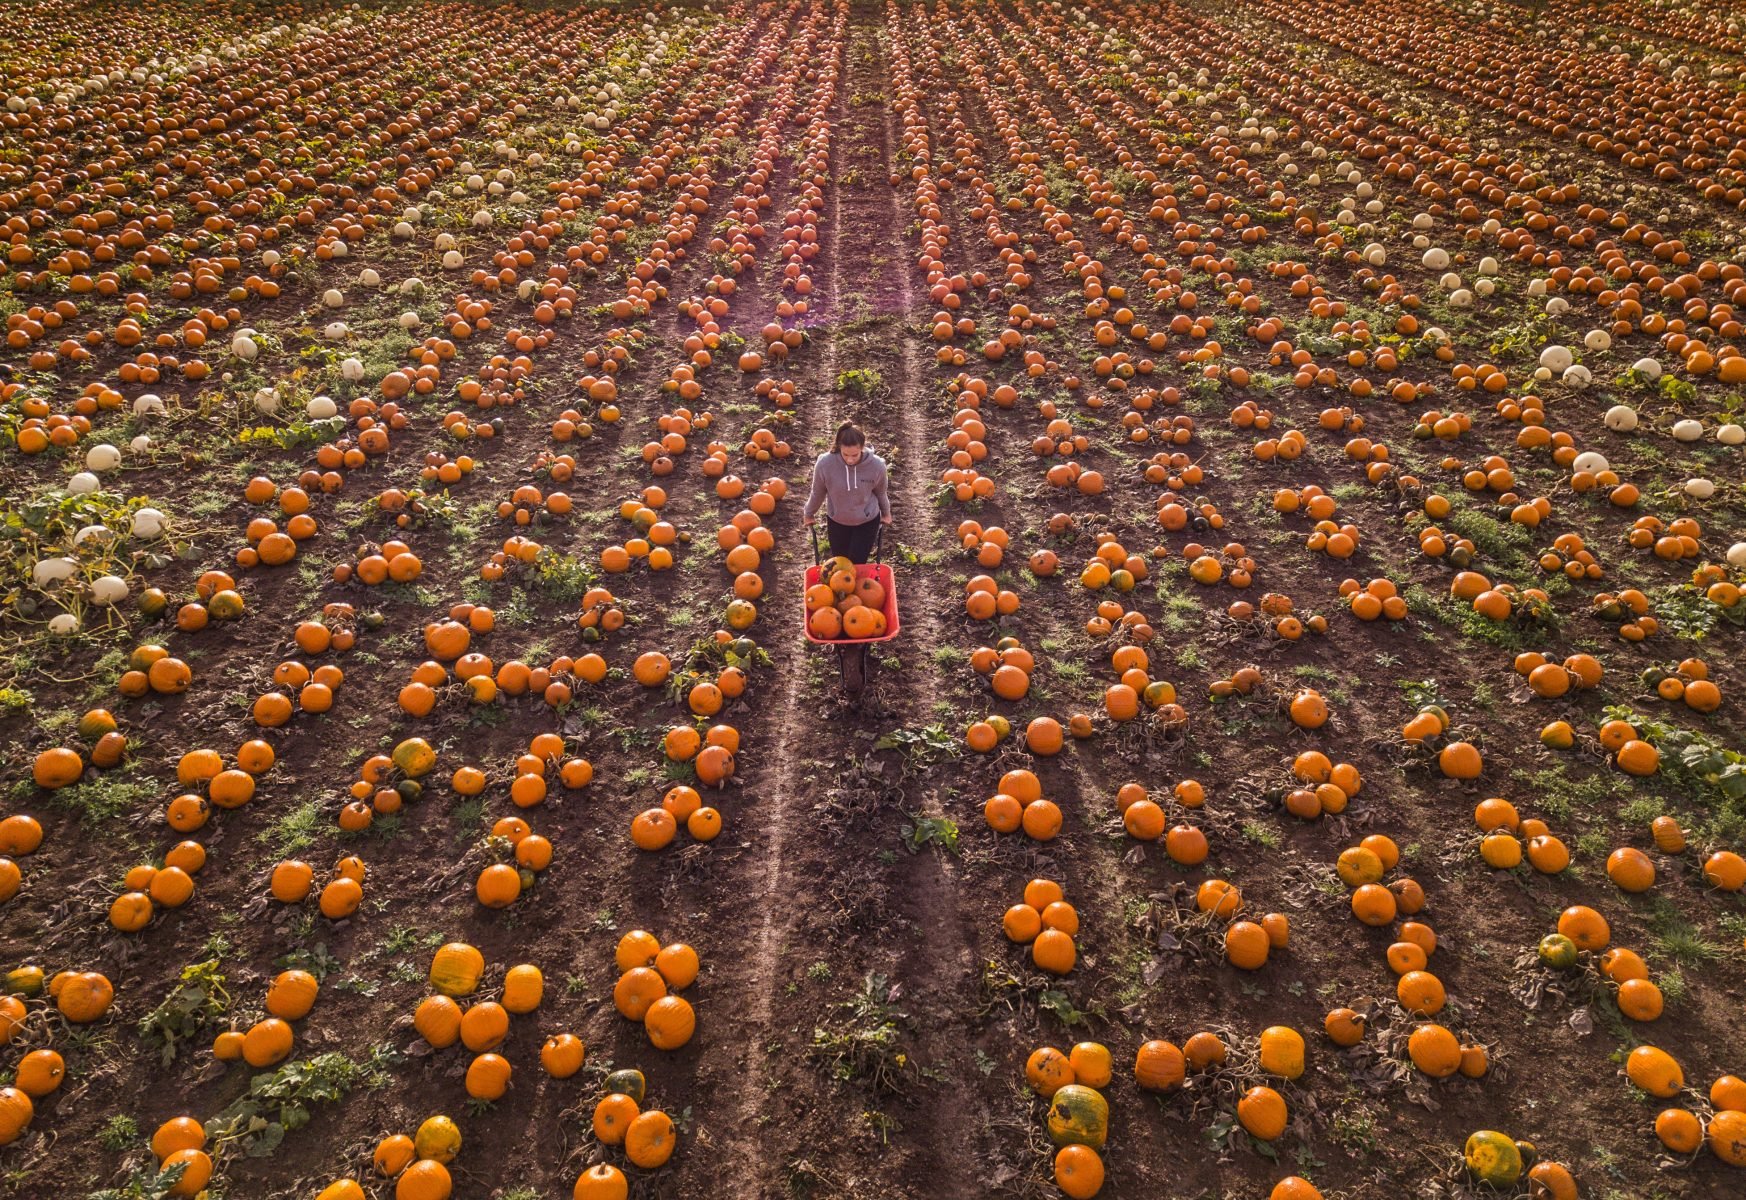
[842, 8, 1003, 1191]
[711, 8, 851, 1190]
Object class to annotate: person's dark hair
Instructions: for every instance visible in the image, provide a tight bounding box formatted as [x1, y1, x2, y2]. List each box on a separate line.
[833, 422, 865, 453]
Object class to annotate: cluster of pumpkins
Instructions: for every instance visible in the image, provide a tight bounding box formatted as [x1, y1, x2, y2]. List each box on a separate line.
[611, 930, 698, 1052]
[1001, 878, 1080, 976]
[314, 1113, 467, 1200]
[805, 556, 888, 640]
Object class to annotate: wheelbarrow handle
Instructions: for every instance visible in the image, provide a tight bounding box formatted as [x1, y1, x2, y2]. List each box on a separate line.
[810, 521, 822, 566]
[873, 522, 884, 565]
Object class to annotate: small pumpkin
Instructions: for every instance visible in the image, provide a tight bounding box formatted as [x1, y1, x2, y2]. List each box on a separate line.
[541, 1033, 586, 1078]
[1045, 1083, 1109, 1149]
[1463, 1130, 1523, 1185]
[428, 943, 485, 996]
[0, 1087, 34, 1145]
[573, 1164, 628, 1200]
[624, 1109, 676, 1169]
[413, 1114, 461, 1164]
[602, 1068, 646, 1103]
[1134, 1039, 1185, 1090]
[56, 971, 114, 1023]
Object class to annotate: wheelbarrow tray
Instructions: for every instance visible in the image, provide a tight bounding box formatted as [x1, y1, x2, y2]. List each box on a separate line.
[802, 562, 900, 645]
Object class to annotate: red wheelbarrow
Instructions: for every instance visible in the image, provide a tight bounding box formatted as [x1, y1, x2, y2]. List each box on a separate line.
[803, 525, 899, 701]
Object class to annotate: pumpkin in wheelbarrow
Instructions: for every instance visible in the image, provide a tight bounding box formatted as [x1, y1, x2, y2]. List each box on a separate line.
[843, 605, 885, 639]
[809, 606, 844, 639]
[855, 576, 886, 609]
[826, 558, 857, 596]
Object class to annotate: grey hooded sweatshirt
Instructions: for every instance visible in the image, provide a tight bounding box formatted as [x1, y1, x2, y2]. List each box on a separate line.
[802, 448, 890, 525]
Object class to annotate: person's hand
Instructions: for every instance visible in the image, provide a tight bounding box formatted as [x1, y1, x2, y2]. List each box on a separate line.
[880, 514, 893, 525]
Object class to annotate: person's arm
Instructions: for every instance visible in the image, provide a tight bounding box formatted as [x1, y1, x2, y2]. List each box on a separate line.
[802, 455, 829, 521]
[874, 461, 892, 522]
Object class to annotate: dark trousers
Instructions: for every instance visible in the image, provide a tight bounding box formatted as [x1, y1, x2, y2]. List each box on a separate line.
[826, 516, 881, 564]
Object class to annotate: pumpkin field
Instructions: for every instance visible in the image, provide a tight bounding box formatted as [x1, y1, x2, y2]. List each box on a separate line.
[6, 0, 1746, 1196]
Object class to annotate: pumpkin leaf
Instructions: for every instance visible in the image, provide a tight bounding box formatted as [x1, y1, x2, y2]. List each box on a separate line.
[899, 813, 959, 854]
[1037, 988, 1091, 1028]
[136, 958, 229, 1068]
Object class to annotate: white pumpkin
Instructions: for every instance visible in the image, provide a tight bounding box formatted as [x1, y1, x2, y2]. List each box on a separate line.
[321, 288, 344, 308]
[1672, 419, 1704, 442]
[1604, 405, 1638, 432]
[1572, 451, 1610, 475]
[130, 435, 151, 453]
[32, 557, 78, 586]
[359, 268, 380, 288]
[48, 613, 81, 636]
[231, 333, 259, 360]
[67, 472, 101, 494]
[1717, 423, 1745, 446]
[1684, 478, 1716, 500]
[341, 357, 365, 382]
[1728, 543, 1746, 568]
[1561, 364, 1591, 388]
[85, 444, 121, 472]
[1584, 329, 1612, 353]
[306, 395, 338, 420]
[1421, 247, 1450, 269]
[133, 393, 166, 417]
[130, 508, 167, 538]
[255, 388, 280, 415]
[1539, 345, 1574, 372]
[91, 575, 129, 604]
[1632, 357, 1662, 381]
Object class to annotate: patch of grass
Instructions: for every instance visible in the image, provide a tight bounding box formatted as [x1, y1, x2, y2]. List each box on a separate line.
[1509, 764, 1620, 824]
[1329, 1104, 1380, 1155]
[1444, 505, 1533, 566]
[1646, 901, 1723, 966]
[1656, 967, 1687, 1005]
[258, 799, 323, 857]
[49, 773, 157, 824]
[450, 797, 486, 841]
[96, 1114, 139, 1152]
[1241, 821, 1281, 849]
[1049, 660, 1088, 684]
[931, 645, 967, 669]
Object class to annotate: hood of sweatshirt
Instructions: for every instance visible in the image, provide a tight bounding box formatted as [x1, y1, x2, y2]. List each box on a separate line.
[843, 447, 874, 490]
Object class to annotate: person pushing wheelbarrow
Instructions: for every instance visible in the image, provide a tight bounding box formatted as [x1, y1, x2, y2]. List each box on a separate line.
[801, 422, 899, 703]
[802, 422, 891, 561]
